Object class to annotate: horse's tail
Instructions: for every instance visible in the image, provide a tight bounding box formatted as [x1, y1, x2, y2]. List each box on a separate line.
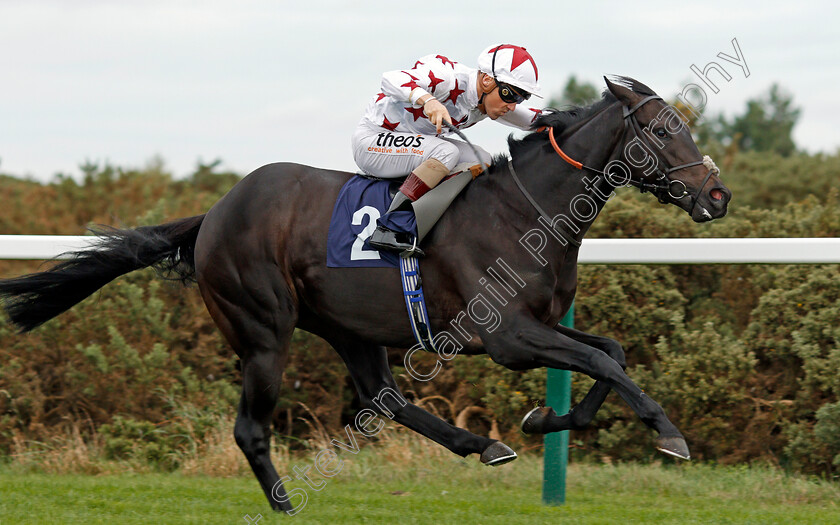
[0, 214, 206, 333]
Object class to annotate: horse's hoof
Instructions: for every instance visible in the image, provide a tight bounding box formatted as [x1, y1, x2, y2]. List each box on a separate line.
[656, 436, 691, 460]
[520, 406, 554, 435]
[480, 441, 517, 466]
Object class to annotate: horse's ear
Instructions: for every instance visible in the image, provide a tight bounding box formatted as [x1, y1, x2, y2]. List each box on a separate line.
[604, 76, 638, 105]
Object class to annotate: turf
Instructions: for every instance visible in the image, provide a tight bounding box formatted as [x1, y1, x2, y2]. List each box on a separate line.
[1, 457, 839, 524]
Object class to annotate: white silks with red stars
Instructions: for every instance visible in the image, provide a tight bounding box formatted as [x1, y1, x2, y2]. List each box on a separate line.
[360, 54, 543, 136]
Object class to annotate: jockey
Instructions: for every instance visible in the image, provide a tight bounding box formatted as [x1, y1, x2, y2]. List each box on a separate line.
[352, 44, 544, 256]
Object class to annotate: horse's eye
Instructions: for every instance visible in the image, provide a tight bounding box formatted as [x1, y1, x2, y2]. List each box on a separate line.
[655, 128, 667, 139]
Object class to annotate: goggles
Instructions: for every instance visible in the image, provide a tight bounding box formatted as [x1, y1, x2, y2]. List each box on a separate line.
[497, 82, 530, 104]
[489, 46, 530, 104]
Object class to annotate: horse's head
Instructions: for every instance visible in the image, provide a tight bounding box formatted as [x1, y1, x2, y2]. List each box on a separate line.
[605, 77, 731, 222]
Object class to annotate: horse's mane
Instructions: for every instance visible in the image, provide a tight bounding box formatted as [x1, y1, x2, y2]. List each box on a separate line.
[491, 76, 657, 168]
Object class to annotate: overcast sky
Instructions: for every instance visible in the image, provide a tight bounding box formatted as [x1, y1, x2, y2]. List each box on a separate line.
[1, 0, 837, 182]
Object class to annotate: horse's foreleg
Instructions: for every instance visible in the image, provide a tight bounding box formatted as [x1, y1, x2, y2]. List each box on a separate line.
[486, 318, 689, 460]
[522, 324, 625, 434]
[329, 338, 514, 465]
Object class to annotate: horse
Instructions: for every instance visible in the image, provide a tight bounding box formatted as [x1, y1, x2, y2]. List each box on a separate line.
[0, 77, 730, 512]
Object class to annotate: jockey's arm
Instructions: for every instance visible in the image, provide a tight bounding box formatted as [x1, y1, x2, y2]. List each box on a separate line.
[498, 103, 544, 130]
[381, 57, 455, 133]
[380, 58, 456, 104]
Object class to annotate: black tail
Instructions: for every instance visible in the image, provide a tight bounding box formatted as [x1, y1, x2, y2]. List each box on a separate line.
[0, 214, 206, 332]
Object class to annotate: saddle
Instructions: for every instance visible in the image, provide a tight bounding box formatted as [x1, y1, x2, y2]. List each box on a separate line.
[335, 162, 485, 352]
[356, 162, 486, 199]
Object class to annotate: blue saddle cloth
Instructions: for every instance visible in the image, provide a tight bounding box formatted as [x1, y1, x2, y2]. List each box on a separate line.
[326, 176, 416, 268]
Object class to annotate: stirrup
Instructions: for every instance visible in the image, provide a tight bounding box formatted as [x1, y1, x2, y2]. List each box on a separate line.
[368, 226, 425, 258]
[399, 236, 424, 259]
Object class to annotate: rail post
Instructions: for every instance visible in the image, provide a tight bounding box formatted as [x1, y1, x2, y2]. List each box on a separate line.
[542, 302, 573, 505]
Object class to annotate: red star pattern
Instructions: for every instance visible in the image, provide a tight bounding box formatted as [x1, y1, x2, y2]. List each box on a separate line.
[376, 92, 386, 102]
[451, 115, 468, 127]
[447, 79, 465, 104]
[382, 116, 399, 131]
[529, 108, 543, 123]
[404, 106, 427, 121]
[436, 55, 456, 68]
[400, 71, 420, 90]
[488, 45, 539, 79]
[427, 70, 443, 93]
[412, 60, 424, 69]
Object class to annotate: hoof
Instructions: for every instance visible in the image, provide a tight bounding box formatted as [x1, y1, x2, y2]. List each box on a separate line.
[480, 441, 517, 466]
[520, 406, 554, 435]
[656, 436, 691, 460]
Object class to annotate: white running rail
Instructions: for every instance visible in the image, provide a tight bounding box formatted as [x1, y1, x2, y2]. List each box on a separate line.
[1, 236, 839, 263]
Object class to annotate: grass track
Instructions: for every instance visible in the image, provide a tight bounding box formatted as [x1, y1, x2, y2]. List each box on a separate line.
[2, 455, 839, 524]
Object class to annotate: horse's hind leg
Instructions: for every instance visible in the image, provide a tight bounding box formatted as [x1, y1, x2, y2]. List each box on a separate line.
[200, 285, 297, 513]
[235, 342, 295, 512]
[328, 336, 514, 465]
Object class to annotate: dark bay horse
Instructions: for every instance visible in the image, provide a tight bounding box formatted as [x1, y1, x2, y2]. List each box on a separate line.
[0, 77, 730, 512]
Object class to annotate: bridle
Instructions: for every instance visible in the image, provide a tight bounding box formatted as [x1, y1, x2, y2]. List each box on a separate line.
[543, 95, 716, 214]
[449, 92, 720, 249]
[504, 94, 718, 249]
[620, 95, 715, 211]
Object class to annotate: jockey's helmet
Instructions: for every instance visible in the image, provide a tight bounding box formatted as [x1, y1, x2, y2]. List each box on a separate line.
[477, 44, 542, 99]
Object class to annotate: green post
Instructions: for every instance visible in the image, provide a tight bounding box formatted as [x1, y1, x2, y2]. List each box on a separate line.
[542, 302, 573, 505]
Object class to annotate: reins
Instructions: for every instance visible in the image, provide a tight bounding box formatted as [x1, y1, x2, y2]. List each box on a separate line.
[443, 120, 583, 248]
[546, 126, 583, 170]
[507, 158, 581, 247]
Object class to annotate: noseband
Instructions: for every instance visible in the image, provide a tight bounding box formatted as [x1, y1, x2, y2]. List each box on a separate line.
[545, 95, 716, 215]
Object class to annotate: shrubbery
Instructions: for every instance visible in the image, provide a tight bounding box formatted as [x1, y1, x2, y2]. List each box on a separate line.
[1, 151, 839, 480]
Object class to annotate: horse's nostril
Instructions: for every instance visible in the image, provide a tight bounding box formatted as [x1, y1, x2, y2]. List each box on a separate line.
[710, 189, 724, 201]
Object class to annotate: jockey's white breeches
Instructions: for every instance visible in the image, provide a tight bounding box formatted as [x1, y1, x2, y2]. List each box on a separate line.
[351, 122, 491, 179]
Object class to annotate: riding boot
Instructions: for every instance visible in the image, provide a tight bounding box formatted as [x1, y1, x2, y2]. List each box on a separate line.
[368, 158, 450, 257]
[368, 173, 432, 257]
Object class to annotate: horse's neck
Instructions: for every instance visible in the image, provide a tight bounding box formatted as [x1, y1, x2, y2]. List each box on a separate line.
[509, 104, 626, 245]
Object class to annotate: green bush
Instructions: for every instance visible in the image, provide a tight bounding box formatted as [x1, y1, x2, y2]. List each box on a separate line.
[1, 151, 839, 479]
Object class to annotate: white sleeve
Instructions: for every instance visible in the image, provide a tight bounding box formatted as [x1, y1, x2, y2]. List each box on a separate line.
[381, 55, 456, 105]
[498, 104, 545, 130]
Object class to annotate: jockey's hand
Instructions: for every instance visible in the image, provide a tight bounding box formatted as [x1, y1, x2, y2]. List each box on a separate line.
[423, 98, 452, 134]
